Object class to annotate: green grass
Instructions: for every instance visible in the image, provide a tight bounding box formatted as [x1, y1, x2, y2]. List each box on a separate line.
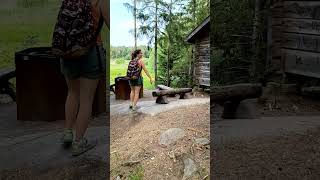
[110, 58, 155, 90]
[0, 0, 60, 68]
[0, 0, 109, 69]
[128, 165, 144, 180]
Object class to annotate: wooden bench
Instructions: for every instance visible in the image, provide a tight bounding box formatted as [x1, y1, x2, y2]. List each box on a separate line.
[0, 68, 16, 101]
[211, 83, 262, 119]
[110, 84, 115, 93]
[152, 85, 192, 104]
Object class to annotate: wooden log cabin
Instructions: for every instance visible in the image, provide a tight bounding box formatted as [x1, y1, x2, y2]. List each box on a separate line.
[269, 0, 320, 80]
[186, 17, 210, 87]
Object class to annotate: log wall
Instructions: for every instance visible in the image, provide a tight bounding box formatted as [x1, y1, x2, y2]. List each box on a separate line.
[270, 0, 320, 79]
[194, 34, 210, 87]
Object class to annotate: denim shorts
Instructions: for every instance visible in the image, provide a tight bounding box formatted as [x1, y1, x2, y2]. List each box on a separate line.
[129, 76, 143, 86]
[60, 45, 106, 79]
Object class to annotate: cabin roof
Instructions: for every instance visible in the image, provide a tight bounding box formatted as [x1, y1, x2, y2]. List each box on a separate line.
[186, 16, 210, 43]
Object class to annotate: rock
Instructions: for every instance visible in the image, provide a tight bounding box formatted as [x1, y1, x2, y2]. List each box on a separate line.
[302, 86, 320, 98]
[195, 138, 210, 146]
[182, 158, 197, 180]
[159, 128, 185, 146]
[115, 176, 121, 180]
[0, 94, 13, 104]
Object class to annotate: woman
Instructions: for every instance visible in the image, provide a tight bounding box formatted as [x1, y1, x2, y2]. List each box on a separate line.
[59, 0, 109, 156]
[129, 49, 154, 111]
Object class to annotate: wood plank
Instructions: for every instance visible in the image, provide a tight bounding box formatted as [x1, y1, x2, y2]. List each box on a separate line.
[282, 1, 320, 20]
[272, 44, 282, 57]
[197, 64, 210, 71]
[273, 18, 320, 35]
[282, 32, 320, 52]
[198, 78, 210, 87]
[198, 70, 210, 78]
[283, 49, 320, 78]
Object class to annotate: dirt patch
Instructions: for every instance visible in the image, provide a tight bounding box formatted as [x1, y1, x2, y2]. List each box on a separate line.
[213, 127, 320, 179]
[257, 95, 320, 117]
[0, 158, 107, 180]
[110, 104, 210, 179]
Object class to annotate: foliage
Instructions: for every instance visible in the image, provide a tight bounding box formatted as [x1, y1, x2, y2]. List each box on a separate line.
[111, 45, 151, 60]
[131, 0, 209, 88]
[211, 0, 268, 85]
[128, 165, 144, 180]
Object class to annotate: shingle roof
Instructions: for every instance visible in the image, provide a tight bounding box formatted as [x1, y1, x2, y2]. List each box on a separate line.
[186, 16, 210, 43]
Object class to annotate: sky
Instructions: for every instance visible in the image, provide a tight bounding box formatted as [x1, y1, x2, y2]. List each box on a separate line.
[110, 0, 148, 47]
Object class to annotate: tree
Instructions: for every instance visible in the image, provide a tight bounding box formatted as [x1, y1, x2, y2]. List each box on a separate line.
[124, 0, 141, 50]
[126, 0, 209, 87]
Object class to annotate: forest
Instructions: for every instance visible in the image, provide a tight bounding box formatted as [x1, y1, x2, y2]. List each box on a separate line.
[211, 0, 269, 86]
[113, 0, 210, 88]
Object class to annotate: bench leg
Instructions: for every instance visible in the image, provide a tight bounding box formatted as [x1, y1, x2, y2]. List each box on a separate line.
[0, 82, 16, 102]
[222, 101, 240, 119]
[179, 93, 189, 99]
[156, 96, 169, 104]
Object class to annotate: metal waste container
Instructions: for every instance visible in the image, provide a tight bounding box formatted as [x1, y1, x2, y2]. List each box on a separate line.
[115, 76, 143, 100]
[15, 47, 106, 121]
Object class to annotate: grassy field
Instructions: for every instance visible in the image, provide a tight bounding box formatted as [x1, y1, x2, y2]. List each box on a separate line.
[110, 58, 155, 90]
[0, 0, 109, 68]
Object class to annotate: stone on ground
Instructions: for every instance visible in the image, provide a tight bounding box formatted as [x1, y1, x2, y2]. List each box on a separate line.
[182, 157, 197, 180]
[159, 128, 185, 146]
[195, 138, 210, 146]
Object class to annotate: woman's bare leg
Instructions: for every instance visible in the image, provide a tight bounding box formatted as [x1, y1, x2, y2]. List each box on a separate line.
[130, 86, 135, 106]
[64, 78, 80, 129]
[133, 86, 141, 107]
[75, 78, 99, 140]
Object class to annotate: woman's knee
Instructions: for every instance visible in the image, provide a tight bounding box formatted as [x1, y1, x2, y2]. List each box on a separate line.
[134, 87, 141, 95]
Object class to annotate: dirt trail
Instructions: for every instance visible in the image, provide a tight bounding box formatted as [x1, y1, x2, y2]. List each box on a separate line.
[212, 94, 320, 179]
[110, 104, 210, 179]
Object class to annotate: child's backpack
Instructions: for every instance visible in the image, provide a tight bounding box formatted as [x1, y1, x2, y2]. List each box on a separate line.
[52, 0, 103, 60]
[126, 58, 141, 80]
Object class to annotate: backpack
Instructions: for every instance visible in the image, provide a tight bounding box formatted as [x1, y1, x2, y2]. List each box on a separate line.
[126, 58, 141, 80]
[51, 0, 103, 60]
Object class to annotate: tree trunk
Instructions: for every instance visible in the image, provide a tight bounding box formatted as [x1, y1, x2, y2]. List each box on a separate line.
[166, 42, 170, 86]
[134, 0, 137, 50]
[166, 0, 172, 87]
[211, 83, 262, 103]
[152, 88, 192, 97]
[251, 0, 262, 79]
[193, 0, 197, 25]
[154, 0, 158, 87]
[157, 84, 173, 90]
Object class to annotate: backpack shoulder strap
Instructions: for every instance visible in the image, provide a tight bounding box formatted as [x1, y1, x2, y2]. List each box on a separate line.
[95, 13, 104, 39]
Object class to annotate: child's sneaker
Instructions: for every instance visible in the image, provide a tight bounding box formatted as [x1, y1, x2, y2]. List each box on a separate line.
[61, 129, 73, 148]
[72, 138, 97, 156]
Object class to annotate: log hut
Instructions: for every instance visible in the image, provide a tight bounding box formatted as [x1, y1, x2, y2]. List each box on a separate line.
[269, 0, 320, 80]
[186, 17, 210, 88]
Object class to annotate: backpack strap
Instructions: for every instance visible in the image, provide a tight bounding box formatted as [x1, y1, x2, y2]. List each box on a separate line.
[95, 12, 104, 39]
[95, 12, 105, 74]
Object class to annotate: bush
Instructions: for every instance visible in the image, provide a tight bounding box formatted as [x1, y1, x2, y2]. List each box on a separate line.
[115, 58, 125, 65]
